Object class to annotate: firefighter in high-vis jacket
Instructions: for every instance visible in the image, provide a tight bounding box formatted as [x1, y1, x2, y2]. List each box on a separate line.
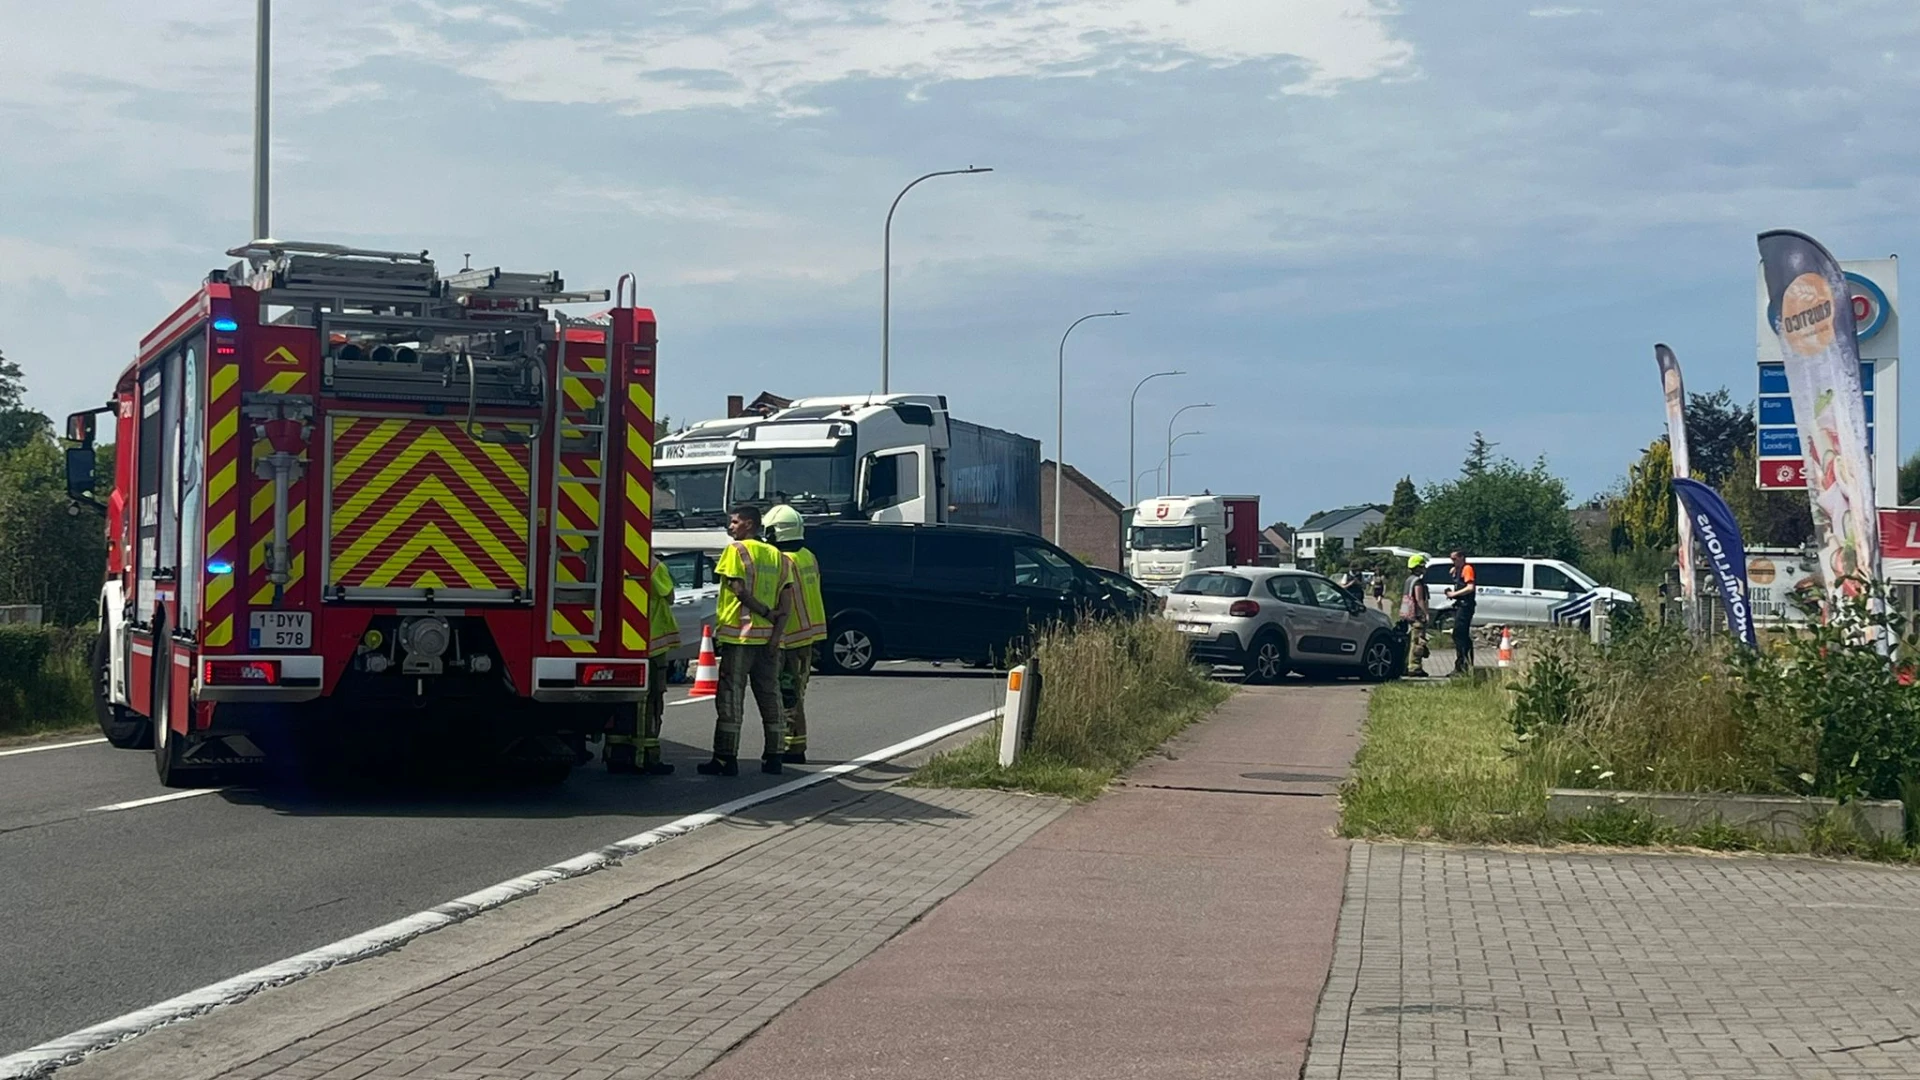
[702, 503, 793, 776]
[606, 553, 681, 774]
[762, 505, 825, 764]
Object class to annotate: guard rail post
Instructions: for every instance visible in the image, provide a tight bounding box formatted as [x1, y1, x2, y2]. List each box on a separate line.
[997, 658, 1043, 767]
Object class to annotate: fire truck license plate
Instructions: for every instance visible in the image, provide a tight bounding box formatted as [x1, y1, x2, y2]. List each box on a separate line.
[249, 611, 311, 650]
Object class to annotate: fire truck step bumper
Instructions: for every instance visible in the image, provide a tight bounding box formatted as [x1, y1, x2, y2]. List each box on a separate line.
[179, 734, 268, 767]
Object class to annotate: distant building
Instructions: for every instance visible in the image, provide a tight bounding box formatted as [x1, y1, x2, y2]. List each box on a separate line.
[725, 392, 793, 418]
[1295, 505, 1386, 567]
[1041, 461, 1126, 571]
[1259, 523, 1294, 566]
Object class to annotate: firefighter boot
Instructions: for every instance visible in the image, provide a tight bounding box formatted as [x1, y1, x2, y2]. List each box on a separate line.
[696, 757, 739, 776]
[640, 744, 675, 775]
[783, 741, 808, 765]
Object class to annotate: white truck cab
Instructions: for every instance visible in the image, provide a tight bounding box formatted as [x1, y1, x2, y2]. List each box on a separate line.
[1126, 495, 1259, 591]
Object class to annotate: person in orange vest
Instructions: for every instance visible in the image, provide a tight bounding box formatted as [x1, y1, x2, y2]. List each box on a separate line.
[702, 504, 793, 776]
[763, 505, 826, 764]
[605, 553, 680, 774]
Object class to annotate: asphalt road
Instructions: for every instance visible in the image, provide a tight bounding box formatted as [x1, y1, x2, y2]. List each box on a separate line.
[0, 664, 1002, 1056]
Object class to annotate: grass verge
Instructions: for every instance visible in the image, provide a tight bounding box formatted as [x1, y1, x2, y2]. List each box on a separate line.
[1341, 676, 1919, 862]
[908, 617, 1232, 800]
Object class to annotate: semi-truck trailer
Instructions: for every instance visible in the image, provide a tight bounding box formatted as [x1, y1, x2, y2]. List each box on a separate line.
[1126, 494, 1262, 590]
[653, 394, 1039, 552]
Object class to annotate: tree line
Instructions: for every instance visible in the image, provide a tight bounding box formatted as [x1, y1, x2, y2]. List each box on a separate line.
[0, 352, 109, 626]
[1327, 388, 1853, 592]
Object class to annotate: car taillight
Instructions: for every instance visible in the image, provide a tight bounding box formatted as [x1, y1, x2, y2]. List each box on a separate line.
[1229, 600, 1261, 617]
[579, 663, 646, 688]
[203, 660, 280, 685]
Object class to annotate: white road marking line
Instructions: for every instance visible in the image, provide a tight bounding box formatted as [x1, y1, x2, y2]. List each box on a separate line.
[0, 707, 1000, 1080]
[0, 738, 108, 759]
[88, 789, 225, 813]
[665, 695, 708, 708]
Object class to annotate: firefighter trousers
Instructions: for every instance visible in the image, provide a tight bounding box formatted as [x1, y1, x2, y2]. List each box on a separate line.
[714, 642, 784, 761]
[606, 667, 669, 766]
[779, 643, 815, 751]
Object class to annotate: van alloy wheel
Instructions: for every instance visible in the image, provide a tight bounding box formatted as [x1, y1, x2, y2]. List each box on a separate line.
[831, 628, 875, 674]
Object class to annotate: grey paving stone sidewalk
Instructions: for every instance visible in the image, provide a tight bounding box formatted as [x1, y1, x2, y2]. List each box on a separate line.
[1306, 843, 1920, 1080]
[208, 786, 1065, 1080]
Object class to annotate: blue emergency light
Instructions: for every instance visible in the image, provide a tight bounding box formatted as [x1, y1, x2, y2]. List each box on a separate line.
[212, 318, 239, 332]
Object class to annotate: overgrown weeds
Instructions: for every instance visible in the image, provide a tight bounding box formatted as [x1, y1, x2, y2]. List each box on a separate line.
[0, 624, 92, 737]
[909, 617, 1230, 800]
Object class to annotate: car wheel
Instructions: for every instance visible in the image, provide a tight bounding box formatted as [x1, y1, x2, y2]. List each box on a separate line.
[92, 630, 152, 749]
[821, 618, 880, 675]
[1361, 632, 1397, 683]
[1242, 633, 1288, 685]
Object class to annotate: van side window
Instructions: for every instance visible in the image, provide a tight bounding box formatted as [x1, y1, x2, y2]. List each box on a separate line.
[1474, 562, 1525, 589]
[1012, 544, 1076, 592]
[916, 530, 1000, 590]
[1532, 564, 1576, 594]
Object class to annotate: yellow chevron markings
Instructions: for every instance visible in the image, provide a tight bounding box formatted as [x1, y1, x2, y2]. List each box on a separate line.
[210, 363, 239, 399]
[262, 370, 304, 394]
[330, 427, 527, 537]
[352, 523, 489, 590]
[207, 460, 238, 505]
[209, 409, 239, 456]
[331, 474, 526, 586]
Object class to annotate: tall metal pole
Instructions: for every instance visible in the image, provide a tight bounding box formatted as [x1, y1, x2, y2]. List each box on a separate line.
[881, 166, 992, 393]
[1164, 403, 1214, 495]
[1055, 311, 1128, 545]
[253, 0, 271, 242]
[1128, 370, 1184, 508]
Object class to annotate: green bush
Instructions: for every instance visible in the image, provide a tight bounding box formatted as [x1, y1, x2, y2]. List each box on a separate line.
[0, 624, 92, 735]
[1734, 586, 1920, 802]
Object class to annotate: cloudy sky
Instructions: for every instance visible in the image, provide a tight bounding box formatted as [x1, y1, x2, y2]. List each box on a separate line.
[5, 0, 1919, 525]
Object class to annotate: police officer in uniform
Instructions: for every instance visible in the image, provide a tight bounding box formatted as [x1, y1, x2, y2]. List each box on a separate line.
[703, 504, 793, 776]
[762, 505, 825, 764]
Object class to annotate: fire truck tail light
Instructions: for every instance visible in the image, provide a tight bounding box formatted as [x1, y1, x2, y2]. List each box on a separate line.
[204, 660, 280, 685]
[578, 663, 644, 688]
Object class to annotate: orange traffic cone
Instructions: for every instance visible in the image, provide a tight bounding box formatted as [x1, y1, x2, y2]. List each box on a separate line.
[1497, 626, 1514, 668]
[688, 625, 720, 699]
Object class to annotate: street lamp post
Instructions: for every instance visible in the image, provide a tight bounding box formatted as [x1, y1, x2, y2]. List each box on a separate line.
[1164, 403, 1214, 495]
[880, 167, 992, 393]
[1128, 370, 1184, 508]
[1055, 311, 1129, 545]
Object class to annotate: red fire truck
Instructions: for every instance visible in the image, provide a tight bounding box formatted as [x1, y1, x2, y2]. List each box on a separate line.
[64, 241, 659, 786]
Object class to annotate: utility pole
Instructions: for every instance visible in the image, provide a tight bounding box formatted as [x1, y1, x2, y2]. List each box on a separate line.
[1054, 311, 1127, 545]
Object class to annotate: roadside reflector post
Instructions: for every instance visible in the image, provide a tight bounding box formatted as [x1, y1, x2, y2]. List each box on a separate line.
[998, 658, 1042, 767]
[1591, 598, 1609, 646]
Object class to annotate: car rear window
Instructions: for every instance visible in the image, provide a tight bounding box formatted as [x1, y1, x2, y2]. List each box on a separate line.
[1173, 572, 1251, 598]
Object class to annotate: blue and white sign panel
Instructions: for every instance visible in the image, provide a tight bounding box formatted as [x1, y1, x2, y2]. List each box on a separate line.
[1755, 258, 1900, 494]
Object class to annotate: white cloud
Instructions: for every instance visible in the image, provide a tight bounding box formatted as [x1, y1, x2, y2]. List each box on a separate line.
[1528, 6, 1600, 17]
[396, 0, 1416, 112]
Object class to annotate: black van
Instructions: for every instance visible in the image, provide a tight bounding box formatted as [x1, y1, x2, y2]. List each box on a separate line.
[805, 522, 1127, 674]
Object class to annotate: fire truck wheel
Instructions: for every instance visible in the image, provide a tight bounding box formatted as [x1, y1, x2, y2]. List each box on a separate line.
[92, 631, 152, 750]
[151, 656, 211, 789]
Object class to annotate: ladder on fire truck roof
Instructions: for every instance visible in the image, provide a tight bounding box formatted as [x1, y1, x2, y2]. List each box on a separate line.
[544, 313, 615, 645]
